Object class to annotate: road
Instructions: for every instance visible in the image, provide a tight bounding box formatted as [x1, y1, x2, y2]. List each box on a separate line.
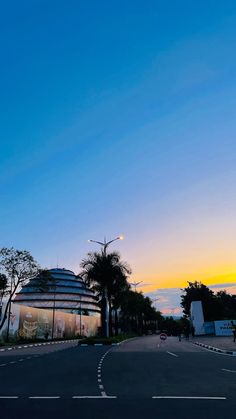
[1, 336, 236, 418]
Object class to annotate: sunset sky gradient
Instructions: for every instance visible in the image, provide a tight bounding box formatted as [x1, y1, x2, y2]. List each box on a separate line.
[1, 1, 236, 314]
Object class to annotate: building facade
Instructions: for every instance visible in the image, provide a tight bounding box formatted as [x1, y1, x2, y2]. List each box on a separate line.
[14, 268, 100, 316]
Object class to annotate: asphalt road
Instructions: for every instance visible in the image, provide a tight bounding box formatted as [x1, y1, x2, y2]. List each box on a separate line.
[1, 336, 236, 419]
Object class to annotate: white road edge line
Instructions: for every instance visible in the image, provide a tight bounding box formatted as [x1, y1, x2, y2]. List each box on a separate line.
[152, 396, 226, 400]
[0, 396, 19, 399]
[222, 368, 236, 373]
[166, 351, 178, 357]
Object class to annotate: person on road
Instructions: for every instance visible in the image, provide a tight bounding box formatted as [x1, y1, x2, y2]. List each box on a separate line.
[176, 325, 182, 341]
[184, 325, 190, 340]
[191, 325, 195, 338]
[230, 321, 236, 343]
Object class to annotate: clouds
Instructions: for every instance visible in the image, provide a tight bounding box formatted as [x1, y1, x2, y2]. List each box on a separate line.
[146, 288, 182, 316]
[208, 283, 236, 289]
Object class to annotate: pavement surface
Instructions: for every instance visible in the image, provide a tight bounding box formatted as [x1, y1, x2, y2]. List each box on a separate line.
[0, 335, 236, 419]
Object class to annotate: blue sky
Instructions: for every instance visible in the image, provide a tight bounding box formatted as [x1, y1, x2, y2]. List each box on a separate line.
[1, 1, 236, 313]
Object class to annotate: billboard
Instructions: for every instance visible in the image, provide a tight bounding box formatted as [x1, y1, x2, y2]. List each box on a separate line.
[0, 303, 100, 341]
[214, 320, 236, 336]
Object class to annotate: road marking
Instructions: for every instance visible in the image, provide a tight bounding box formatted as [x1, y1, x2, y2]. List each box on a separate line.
[222, 368, 236, 373]
[29, 396, 60, 399]
[0, 396, 19, 399]
[10, 361, 16, 364]
[0, 364, 6, 367]
[0, 349, 5, 352]
[152, 396, 226, 400]
[99, 385, 104, 390]
[19, 359, 24, 362]
[167, 351, 178, 357]
[72, 396, 117, 399]
[98, 379, 102, 383]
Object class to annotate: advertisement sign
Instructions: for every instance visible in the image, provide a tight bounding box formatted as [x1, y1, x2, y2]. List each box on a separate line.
[0, 303, 100, 341]
[214, 320, 236, 336]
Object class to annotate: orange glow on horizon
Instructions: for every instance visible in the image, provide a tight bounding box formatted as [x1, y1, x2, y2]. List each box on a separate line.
[135, 271, 236, 293]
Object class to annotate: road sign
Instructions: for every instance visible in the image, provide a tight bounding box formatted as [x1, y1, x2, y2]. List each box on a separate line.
[160, 333, 167, 341]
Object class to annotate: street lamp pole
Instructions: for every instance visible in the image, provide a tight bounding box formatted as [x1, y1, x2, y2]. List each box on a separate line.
[51, 289, 56, 340]
[88, 235, 124, 338]
[80, 296, 82, 336]
[130, 281, 143, 292]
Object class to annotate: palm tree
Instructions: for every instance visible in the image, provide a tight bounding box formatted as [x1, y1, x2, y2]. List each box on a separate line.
[79, 251, 131, 337]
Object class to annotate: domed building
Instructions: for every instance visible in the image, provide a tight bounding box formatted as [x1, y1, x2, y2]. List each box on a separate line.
[14, 268, 100, 317]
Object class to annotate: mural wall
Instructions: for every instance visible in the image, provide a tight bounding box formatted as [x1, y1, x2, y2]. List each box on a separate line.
[0, 303, 100, 341]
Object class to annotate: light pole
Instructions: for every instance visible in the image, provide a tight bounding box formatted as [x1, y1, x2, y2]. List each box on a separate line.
[130, 281, 143, 292]
[88, 235, 124, 337]
[80, 296, 82, 336]
[51, 288, 56, 340]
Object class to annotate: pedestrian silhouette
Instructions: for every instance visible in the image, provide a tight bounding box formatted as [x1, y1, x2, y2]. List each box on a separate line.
[231, 321, 236, 343]
[191, 325, 195, 338]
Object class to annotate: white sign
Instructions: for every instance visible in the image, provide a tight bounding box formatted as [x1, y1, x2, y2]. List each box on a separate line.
[214, 320, 236, 336]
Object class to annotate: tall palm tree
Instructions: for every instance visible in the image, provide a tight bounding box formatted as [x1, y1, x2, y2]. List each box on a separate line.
[79, 251, 131, 337]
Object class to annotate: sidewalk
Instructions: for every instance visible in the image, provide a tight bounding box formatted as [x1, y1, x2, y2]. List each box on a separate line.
[190, 335, 236, 355]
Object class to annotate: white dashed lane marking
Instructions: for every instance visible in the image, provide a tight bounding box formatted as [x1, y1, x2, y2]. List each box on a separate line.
[166, 351, 178, 357]
[29, 396, 60, 399]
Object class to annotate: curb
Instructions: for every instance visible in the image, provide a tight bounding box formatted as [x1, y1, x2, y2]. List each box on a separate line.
[0, 339, 78, 352]
[193, 341, 236, 356]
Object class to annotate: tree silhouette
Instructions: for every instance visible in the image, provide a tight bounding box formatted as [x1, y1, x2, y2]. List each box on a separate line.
[79, 251, 131, 337]
[0, 247, 40, 334]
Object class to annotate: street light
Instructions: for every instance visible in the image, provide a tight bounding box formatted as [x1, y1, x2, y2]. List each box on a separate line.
[130, 281, 143, 292]
[88, 235, 124, 337]
[88, 235, 124, 256]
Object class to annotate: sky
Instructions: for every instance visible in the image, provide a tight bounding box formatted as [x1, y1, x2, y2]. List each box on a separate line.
[1, 1, 236, 314]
